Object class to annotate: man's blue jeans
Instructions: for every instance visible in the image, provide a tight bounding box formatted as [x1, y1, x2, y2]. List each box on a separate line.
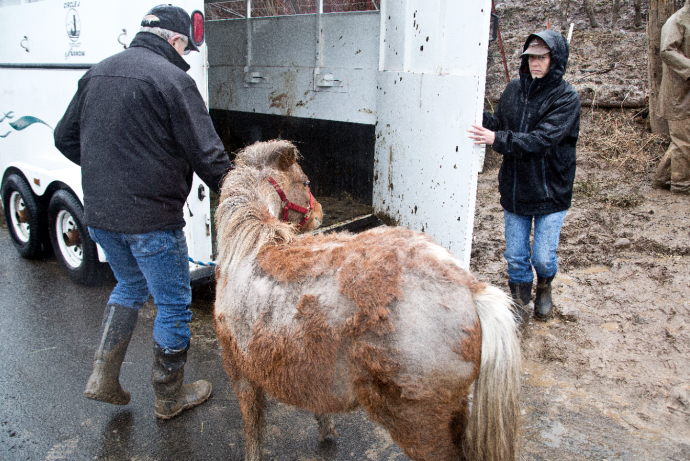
[88, 227, 192, 352]
[503, 210, 567, 284]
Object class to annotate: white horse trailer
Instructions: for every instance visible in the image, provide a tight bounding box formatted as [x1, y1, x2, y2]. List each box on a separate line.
[207, 0, 492, 267]
[0, 0, 214, 285]
[1, 0, 492, 286]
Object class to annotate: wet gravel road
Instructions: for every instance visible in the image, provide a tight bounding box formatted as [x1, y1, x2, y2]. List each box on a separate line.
[0, 226, 406, 461]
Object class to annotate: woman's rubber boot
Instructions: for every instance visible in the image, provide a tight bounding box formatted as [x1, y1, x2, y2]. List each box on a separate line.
[152, 343, 212, 420]
[509, 282, 533, 324]
[84, 303, 139, 405]
[534, 275, 555, 321]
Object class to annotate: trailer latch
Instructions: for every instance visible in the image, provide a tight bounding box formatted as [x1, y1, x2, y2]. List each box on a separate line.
[489, 13, 499, 43]
[315, 73, 342, 88]
[245, 71, 265, 84]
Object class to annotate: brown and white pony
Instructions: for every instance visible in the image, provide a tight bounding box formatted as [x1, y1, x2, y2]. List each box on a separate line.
[214, 140, 521, 461]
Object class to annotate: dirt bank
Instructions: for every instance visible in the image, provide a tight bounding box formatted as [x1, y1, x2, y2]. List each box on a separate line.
[487, 0, 649, 108]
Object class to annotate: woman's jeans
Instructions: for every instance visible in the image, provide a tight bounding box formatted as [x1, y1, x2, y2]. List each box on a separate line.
[88, 227, 192, 352]
[503, 210, 567, 284]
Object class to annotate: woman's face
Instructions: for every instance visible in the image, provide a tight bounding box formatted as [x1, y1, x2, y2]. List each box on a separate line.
[528, 53, 551, 79]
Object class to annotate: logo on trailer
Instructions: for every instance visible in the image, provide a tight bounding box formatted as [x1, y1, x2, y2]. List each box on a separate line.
[66, 8, 80, 42]
[1, 111, 52, 139]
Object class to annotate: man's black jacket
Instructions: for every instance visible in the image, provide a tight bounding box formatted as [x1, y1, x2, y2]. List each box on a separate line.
[483, 30, 580, 216]
[54, 32, 231, 234]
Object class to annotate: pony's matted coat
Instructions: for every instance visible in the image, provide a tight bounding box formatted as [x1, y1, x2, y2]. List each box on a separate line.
[214, 140, 521, 461]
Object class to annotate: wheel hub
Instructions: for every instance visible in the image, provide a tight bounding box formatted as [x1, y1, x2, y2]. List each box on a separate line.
[9, 191, 30, 243]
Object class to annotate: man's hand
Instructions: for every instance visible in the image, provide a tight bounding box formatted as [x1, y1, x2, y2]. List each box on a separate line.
[467, 124, 496, 146]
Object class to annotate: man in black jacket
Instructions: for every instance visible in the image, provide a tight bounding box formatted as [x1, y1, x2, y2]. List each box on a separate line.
[468, 30, 580, 322]
[54, 5, 232, 419]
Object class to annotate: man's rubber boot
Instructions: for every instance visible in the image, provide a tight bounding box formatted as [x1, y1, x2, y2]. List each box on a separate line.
[534, 275, 556, 321]
[509, 282, 533, 324]
[84, 303, 138, 405]
[152, 343, 212, 420]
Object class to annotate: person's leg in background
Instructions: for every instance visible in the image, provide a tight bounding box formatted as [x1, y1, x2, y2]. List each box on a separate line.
[653, 118, 690, 193]
[669, 119, 690, 195]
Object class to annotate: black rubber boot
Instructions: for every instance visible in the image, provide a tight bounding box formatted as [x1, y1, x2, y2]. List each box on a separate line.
[534, 275, 555, 321]
[509, 282, 533, 324]
[152, 343, 212, 420]
[84, 303, 138, 405]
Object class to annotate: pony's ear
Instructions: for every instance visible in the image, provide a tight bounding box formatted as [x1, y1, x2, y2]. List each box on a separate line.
[276, 145, 297, 171]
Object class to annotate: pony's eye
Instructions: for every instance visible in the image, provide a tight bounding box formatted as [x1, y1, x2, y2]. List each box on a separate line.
[303, 181, 310, 187]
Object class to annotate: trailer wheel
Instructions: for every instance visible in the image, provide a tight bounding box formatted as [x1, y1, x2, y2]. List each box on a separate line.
[48, 190, 107, 286]
[1, 174, 45, 259]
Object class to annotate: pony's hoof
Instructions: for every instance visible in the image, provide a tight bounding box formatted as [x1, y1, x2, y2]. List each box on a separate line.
[316, 414, 338, 441]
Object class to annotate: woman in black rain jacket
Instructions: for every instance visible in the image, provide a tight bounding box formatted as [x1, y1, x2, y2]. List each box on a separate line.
[468, 30, 580, 322]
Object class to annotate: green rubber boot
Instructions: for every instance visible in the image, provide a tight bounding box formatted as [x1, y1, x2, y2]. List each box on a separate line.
[84, 304, 138, 405]
[152, 343, 212, 420]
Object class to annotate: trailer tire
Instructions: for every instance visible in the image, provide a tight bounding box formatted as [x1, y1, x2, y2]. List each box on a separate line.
[48, 190, 107, 286]
[2, 174, 45, 259]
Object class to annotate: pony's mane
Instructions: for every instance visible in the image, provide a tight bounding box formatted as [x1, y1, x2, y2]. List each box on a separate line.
[215, 142, 298, 275]
[234, 139, 302, 170]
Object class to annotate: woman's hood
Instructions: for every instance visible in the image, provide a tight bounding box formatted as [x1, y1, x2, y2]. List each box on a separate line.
[519, 29, 570, 89]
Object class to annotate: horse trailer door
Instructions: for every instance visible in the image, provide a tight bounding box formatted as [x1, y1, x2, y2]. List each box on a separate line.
[374, 0, 491, 267]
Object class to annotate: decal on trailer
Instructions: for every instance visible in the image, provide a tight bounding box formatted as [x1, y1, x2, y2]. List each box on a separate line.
[64, 3, 85, 60]
[1, 111, 52, 138]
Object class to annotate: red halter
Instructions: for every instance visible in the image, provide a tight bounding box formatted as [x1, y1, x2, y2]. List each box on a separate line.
[267, 176, 314, 229]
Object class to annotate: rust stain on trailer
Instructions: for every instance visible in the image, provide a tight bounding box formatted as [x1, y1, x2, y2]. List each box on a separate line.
[269, 93, 288, 110]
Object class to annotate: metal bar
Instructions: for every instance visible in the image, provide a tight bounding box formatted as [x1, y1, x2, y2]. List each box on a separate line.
[491, 0, 510, 84]
[211, 4, 245, 18]
[288, 0, 299, 14]
[377, 0, 386, 71]
[315, 0, 323, 68]
[0, 63, 94, 69]
[246, 0, 252, 69]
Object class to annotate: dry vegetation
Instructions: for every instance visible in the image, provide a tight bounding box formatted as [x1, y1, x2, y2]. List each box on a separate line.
[579, 107, 668, 174]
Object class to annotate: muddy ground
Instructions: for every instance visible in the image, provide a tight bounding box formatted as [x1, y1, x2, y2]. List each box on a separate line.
[472, 123, 690, 460]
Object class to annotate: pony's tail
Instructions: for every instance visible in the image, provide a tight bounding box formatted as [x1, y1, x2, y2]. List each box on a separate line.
[465, 285, 521, 461]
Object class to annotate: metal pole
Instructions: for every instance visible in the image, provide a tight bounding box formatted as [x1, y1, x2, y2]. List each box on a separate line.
[315, 0, 323, 67]
[491, 0, 510, 84]
[378, 0, 386, 71]
[246, 0, 252, 69]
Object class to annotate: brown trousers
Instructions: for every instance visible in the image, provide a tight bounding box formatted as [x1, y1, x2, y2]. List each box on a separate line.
[654, 119, 690, 194]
